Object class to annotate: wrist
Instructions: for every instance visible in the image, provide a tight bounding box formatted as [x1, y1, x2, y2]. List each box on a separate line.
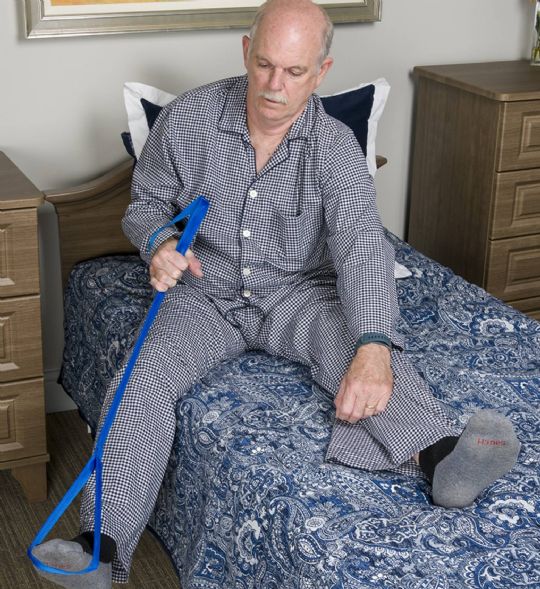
[355, 332, 392, 351]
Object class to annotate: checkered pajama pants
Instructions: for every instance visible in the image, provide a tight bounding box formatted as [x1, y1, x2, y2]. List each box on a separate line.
[80, 282, 455, 583]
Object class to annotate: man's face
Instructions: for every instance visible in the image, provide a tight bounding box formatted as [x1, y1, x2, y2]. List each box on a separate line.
[242, 17, 332, 127]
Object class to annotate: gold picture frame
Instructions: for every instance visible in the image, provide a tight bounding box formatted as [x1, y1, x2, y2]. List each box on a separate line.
[24, 0, 381, 39]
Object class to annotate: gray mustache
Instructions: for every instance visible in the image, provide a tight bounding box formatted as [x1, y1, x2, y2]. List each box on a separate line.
[259, 92, 288, 105]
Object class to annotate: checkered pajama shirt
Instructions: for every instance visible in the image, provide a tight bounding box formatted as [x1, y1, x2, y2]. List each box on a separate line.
[122, 74, 455, 470]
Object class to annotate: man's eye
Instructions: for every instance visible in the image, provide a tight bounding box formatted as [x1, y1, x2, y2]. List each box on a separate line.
[289, 70, 303, 77]
[258, 62, 270, 68]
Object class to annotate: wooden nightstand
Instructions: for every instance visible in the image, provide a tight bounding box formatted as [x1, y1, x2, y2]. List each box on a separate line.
[408, 60, 540, 320]
[0, 152, 49, 501]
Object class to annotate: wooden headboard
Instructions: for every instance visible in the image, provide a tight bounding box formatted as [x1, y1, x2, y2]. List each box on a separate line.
[45, 155, 387, 288]
[45, 160, 137, 288]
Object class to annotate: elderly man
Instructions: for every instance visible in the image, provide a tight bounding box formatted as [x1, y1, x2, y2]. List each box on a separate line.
[34, 1, 519, 587]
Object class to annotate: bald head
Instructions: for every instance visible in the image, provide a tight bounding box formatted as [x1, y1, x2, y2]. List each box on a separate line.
[249, 0, 334, 65]
[242, 0, 334, 132]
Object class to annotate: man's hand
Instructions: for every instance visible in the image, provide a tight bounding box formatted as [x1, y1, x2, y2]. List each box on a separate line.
[334, 343, 393, 423]
[149, 238, 203, 292]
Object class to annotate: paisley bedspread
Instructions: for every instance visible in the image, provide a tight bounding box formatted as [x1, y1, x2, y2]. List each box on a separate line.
[60, 234, 540, 589]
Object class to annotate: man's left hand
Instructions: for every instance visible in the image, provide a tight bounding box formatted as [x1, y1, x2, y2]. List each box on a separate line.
[334, 343, 393, 423]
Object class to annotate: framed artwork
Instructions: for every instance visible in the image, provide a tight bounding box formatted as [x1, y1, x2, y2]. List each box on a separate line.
[24, 0, 381, 39]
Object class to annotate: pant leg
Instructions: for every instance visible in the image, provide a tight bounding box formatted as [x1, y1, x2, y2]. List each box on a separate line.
[256, 280, 456, 471]
[79, 284, 246, 583]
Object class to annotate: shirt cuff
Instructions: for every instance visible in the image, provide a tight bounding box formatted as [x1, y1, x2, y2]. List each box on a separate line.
[141, 227, 180, 264]
[355, 332, 392, 351]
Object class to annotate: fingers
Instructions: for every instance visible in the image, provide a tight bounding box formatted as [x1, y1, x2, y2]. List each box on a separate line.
[363, 395, 389, 418]
[362, 401, 384, 419]
[150, 253, 186, 292]
[149, 270, 176, 292]
[335, 386, 390, 424]
[334, 346, 393, 424]
[336, 399, 382, 423]
[334, 382, 349, 420]
[150, 242, 203, 291]
[185, 248, 204, 278]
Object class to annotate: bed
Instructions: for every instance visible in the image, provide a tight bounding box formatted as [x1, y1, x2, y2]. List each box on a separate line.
[47, 159, 540, 589]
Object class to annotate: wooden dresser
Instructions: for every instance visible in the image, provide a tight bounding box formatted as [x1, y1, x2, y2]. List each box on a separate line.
[408, 61, 540, 320]
[0, 152, 48, 501]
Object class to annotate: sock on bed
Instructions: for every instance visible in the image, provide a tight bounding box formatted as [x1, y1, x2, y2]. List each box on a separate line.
[430, 409, 520, 508]
[31, 539, 112, 589]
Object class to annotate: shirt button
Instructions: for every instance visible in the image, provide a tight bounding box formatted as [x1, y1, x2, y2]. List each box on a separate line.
[242, 229, 251, 238]
[249, 189, 258, 198]
[242, 289, 252, 298]
[242, 267, 251, 276]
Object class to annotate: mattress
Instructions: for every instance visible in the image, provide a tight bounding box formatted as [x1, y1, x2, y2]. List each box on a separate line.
[60, 233, 540, 589]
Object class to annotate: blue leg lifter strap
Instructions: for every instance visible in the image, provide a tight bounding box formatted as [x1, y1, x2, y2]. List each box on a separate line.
[28, 196, 209, 575]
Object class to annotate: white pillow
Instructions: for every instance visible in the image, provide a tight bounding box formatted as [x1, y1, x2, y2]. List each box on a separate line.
[124, 82, 176, 160]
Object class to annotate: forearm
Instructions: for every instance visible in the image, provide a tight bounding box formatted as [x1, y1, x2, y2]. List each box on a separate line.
[332, 230, 402, 349]
[122, 105, 184, 263]
[322, 131, 402, 348]
[122, 180, 180, 263]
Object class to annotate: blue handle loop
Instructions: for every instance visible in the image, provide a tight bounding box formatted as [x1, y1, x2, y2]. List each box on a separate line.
[28, 196, 209, 575]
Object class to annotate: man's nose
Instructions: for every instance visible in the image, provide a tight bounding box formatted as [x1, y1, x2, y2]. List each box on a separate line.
[268, 68, 285, 90]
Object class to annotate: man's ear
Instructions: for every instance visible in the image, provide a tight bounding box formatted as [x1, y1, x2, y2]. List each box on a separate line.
[242, 35, 251, 68]
[316, 57, 334, 87]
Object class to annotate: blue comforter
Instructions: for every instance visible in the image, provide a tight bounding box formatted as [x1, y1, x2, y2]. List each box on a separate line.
[60, 234, 540, 589]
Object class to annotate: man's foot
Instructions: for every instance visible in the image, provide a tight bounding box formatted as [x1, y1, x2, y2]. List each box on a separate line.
[31, 539, 112, 589]
[432, 410, 520, 508]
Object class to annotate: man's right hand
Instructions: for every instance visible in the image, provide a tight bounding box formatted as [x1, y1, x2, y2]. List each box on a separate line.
[149, 238, 203, 292]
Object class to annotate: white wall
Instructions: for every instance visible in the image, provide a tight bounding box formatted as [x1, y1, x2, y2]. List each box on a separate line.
[0, 0, 531, 411]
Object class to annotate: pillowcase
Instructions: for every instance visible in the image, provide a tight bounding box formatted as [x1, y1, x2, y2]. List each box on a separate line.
[123, 82, 176, 161]
[122, 78, 390, 176]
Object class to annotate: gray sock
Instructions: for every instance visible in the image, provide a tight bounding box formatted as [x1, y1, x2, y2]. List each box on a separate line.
[432, 409, 520, 508]
[31, 539, 112, 589]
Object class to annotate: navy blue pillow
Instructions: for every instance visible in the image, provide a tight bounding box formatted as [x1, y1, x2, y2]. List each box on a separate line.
[122, 85, 375, 160]
[121, 131, 136, 159]
[141, 98, 163, 130]
[320, 84, 374, 157]
[123, 99, 164, 160]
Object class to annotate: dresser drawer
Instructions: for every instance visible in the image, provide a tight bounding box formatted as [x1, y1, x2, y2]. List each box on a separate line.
[497, 100, 540, 172]
[0, 378, 46, 463]
[491, 168, 540, 239]
[0, 296, 43, 382]
[508, 296, 540, 321]
[486, 234, 540, 300]
[0, 208, 40, 298]
[507, 296, 540, 321]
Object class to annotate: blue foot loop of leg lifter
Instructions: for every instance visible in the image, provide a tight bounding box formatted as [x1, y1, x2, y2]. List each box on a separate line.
[28, 196, 210, 575]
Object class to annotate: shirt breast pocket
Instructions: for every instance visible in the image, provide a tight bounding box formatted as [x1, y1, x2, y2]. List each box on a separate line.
[260, 207, 322, 270]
